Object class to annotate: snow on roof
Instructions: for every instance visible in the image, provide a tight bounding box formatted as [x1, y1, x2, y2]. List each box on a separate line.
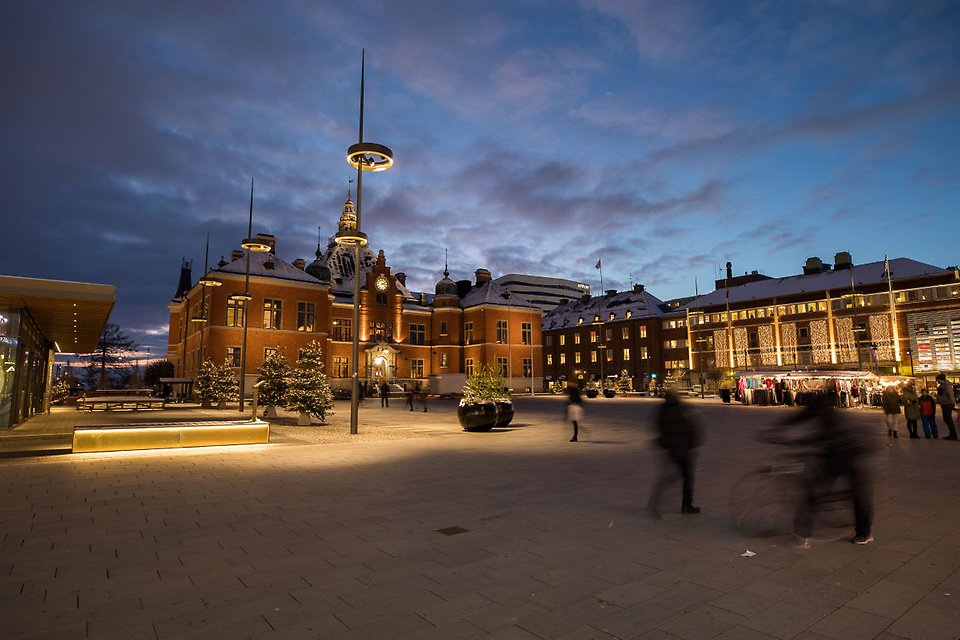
[460, 280, 540, 310]
[542, 288, 666, 330]
[215, 252, 323, 284]
[682, 258, 947, 310]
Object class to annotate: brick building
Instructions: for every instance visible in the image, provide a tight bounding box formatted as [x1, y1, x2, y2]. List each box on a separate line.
[166, 196, 542, 395]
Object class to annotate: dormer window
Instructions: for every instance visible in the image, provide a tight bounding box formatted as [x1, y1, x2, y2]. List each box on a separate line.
[609, 313, 615, 321]
[578, 317, 583, 325]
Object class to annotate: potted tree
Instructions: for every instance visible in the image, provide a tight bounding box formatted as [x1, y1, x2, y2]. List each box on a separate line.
[195, 359, 217, 408]
[616, 370, 632, 395]
[212, 359, 240, 409]
[603, 378, 616, 398]
[584, 380, 599, 399]
[285, 341, 334, 425]
[458, 364, 513, 431]
[256, 348, 290, 418]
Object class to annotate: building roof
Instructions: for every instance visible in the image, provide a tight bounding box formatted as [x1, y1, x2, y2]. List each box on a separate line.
[0, 275, 115, 353]
[542, 287, 666, 330]
[460, 280, 540, 310]
[682, 258, 948, 310]
[214, 251, 324, 284]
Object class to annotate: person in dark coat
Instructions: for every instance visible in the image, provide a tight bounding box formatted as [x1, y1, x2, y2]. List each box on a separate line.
[566, 383, 584, 442]
[779, 385, 878, 547]
[380, 382, 390, 408]
[647, 390, 703, 516]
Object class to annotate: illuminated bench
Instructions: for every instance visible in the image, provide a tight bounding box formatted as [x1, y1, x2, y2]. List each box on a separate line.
[72, 419, 270, 453]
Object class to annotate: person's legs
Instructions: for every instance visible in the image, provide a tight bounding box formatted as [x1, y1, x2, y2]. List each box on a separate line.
[907, 419, 918, 438]
[940, 405, 958, 439]
[570, 420, 579, 442]
[846, 457, 874, 542]
[884, 413, 898, 437]
[677, 457, 699, 513]
[647, 456, 675, 517]
[920, 415, 932, 438]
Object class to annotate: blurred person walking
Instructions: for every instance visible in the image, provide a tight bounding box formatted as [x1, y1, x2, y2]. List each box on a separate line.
[901, 383, 920, 439]
[780, 385, 877, 547]
[936, 374, 958, 440]
[647, 390, 702, 517]
[881, 385, 901, 438]
[566, 382, 584, 442]
[919, 388, 939, 439]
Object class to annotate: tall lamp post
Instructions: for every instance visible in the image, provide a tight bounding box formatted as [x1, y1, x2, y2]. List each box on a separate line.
[335, 49, 393, 436]
[230, 178, 272, 412]
[906, 348, 915, 378]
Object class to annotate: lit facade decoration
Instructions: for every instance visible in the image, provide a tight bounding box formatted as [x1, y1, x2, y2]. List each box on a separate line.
[834, 316, 855, 364]
[734, 326, 748, 368]
[810, 319, 831, 363]
[758, 324, 777, 366]
[167, 197, 542, 394]
[869, 314, 894, 360]
[779, 322, 798, 365]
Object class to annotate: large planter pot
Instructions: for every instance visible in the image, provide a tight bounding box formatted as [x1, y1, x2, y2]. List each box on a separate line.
[263, 406, 279, 418]
[201, 399, 212, 409]
[216, 400, 227, 410]
[585, 388, 599, 399]
[297, 412, 312, 426]
[457, 402, 498, 432]
[603, 388, 616, 398]
[494, 401, 515, 427]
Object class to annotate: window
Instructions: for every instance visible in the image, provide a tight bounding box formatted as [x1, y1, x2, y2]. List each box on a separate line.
[332, 318, 352, 341]
[639, 326, 647, 338]
[226, 299, 244, 327]
[605, 329, 612, 341]
[590, 330, 597, 343]
[560, 353, 566, 365]
[798, 327, 809, 339]
[574, 352, 581, 364]
[297, 302, 315, 332]
[465, 358, 475, 375]
[496, 320, 508, 344]
[496, 357, 508, 377]
[575, 333, 581, 345]
[664, 339, 687, 349]
[227, 346, 241, 367]
[370, 321, 386, 342]
[559, 334, 566, 346]
[262, 299, 282, 330]
[375, 292, 388, 305]
[606, 349, 613, 362]
[546, 353, 553, 366]
[640, 346, 649, 359]
[623, 348, 631, 361]
[440, 321, 448, 336]
[621, 327, 629, 340]
[521, 322, 532, 345]
[333, 356, 349, 378]
[264, 348, 277, 359]
[409, 323, 426, 345]
[464, 321, 474, 344]
[410, 358, 424, 378]
[440, 353, 448, 368]
[591, 351, 597, 363]
[522, 358, 532, 377]
[545, 335, 553, 347]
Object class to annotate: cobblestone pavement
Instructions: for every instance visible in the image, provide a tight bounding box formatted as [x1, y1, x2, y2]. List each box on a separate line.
[1, 397, 958, 639]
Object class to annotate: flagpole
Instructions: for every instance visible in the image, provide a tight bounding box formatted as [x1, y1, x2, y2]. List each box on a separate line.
[885, 254, 901, 365]
[596, 258, 604, 293]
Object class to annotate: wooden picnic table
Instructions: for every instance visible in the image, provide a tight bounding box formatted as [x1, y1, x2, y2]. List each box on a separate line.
[76, 396, 166, 412]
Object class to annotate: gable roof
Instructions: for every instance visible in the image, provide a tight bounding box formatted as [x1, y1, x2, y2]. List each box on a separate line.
[542, 288, 666, 330]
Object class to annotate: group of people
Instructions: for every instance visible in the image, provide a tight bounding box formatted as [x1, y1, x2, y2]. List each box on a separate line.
[880, 373, 958, 440]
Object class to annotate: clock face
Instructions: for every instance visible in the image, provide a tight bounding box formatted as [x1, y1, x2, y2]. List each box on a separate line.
[375, 275, 389, 292]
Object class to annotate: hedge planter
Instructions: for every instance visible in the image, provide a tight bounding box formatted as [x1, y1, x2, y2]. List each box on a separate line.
[603, 389, 616, 398]
[585, 388, 599, 399]
[458, 402, 498, 432]
[494, 401, 515, 427]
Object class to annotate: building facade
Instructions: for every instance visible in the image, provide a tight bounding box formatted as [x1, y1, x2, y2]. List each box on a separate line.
[166, 197, 543, 395]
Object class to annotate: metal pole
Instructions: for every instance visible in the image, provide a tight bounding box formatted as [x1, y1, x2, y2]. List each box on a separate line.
[349, 54, 365, 436]
[239, 177, 254, 411]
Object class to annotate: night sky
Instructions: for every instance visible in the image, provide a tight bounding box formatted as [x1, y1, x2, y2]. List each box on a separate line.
[3, 1, 958, 359]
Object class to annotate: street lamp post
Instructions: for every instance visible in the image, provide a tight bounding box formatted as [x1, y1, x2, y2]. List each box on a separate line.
[906, 348, 915, 378]
[336, 49, 393, 436]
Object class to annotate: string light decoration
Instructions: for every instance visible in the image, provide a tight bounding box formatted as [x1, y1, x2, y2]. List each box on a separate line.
[835, 317, 855, 363]
[869, 314, 894, 360]
[734, 327, 748, 368]
[780, 322, 797, 365]
[713, 329, 727, 366]
[810, 320, 831, 363]
[759, 325, 777, 365]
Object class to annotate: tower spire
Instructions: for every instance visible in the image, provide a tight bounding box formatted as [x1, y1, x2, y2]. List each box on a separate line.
[444, 248, 449, 278]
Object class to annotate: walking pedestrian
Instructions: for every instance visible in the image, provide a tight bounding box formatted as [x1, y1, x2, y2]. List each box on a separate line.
[936, 374, 958, 440]
[566, 383, 584, 442]
[919, 387, 939, 438]
[380, 381, 390, 408]
[407, 390, 415, 411]
[778, 384, 877, 547]
[647, 390, 702, 517]
[901, 383, 920, 439]
[881, 385, 901, 438]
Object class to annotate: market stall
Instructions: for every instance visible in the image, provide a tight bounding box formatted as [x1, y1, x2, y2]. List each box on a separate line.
[732, 370, 881, 407]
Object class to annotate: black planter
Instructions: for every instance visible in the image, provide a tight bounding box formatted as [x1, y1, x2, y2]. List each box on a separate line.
[603, 388, 616, 398]
[457, 402, 498, 432]
[585, 388, 599, 398]
[494, 401, 515, 427]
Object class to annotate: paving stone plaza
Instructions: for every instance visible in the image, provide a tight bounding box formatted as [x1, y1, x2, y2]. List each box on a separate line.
[1, 397, 958, 639]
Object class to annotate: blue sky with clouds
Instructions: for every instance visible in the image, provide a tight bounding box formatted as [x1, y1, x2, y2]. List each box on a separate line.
[2, 0, 958, 357]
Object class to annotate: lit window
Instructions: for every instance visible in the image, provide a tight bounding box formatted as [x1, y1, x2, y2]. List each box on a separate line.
[297, 302, 315, 332]
[262, 299, 282, 330]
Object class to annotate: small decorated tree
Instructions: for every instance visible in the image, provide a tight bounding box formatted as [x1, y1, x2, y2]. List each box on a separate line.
[257, 348, 290, 417]
[285, 341, 334, 425]
[212, 359, 240, 408]
[461, 364, 508, 404]
[458, 363, 513, 430]
[616, 370, 632, 393]
[195, 359, 217, 407]
[51, 378, 71, 403]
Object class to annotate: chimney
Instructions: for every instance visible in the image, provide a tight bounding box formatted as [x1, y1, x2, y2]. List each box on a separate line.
[253, 233, 276, 254]
[230, 249, 244, 262]
[803, 256, 826, 275]
[419, 292, 427, 305]
[725, 261, 733, 279]
[292, 258, 306, 271]
[606, 289, 617, 297]
[633, 283, 645, 293]
[217, 256, 228, 268]
[834, 251, 852, 270]
[475, 268, 491, 286]
[456, 280, 472, 298]
[263, 255, 275, 270]
[395, 272, 407, 286]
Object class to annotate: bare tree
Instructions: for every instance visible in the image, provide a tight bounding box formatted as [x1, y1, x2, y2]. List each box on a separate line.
[85, 323, 138, 389]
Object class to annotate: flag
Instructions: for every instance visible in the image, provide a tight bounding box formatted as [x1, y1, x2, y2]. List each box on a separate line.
[883, 254, 891, 279]
[595, 259, 602, 270]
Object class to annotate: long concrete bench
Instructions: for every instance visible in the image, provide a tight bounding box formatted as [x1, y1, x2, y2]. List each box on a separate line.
[77, 396, 166, 412]
[72, 419, 270, 453]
